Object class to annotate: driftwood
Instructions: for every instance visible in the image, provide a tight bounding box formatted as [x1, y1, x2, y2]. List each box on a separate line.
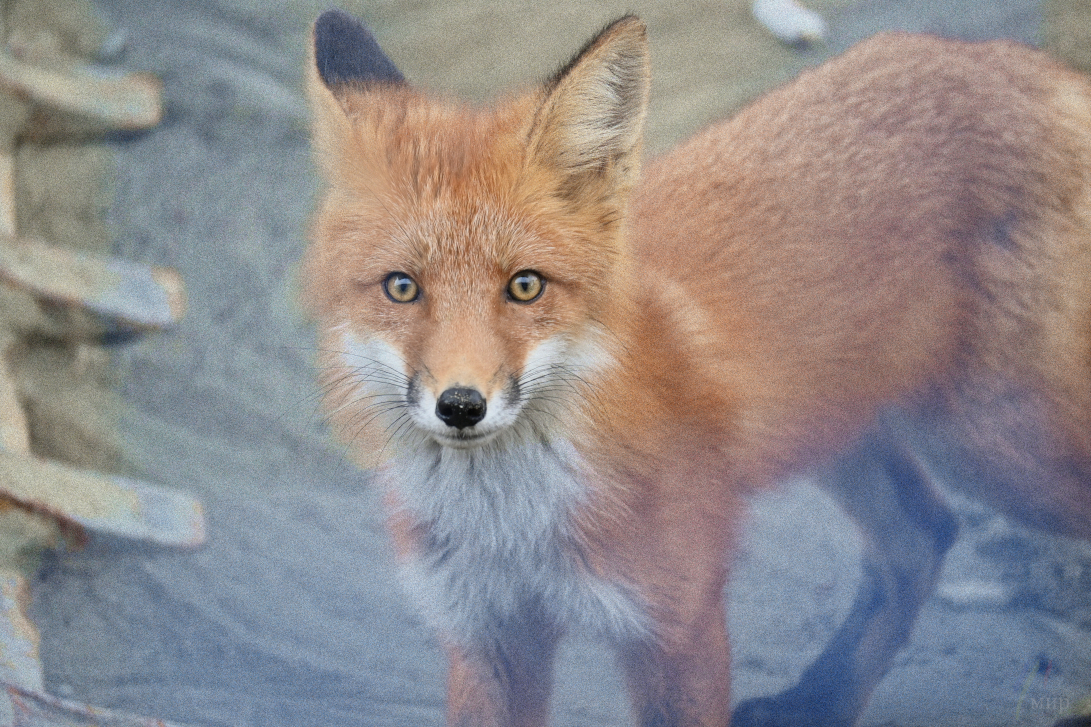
[0, 3, 201, 724]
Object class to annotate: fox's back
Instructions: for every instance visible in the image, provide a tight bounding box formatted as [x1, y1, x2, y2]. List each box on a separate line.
[627, 33, 1091, 485]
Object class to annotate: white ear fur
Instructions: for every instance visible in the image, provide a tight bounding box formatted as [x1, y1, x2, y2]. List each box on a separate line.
[306, 61, 355, 180]
[527, 16, 650, 189]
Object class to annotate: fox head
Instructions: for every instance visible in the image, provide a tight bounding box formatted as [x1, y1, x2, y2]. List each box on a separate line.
[305, 11, 649, 461]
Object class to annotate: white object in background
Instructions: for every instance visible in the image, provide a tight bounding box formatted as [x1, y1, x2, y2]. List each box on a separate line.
[752, 0, 827, 44]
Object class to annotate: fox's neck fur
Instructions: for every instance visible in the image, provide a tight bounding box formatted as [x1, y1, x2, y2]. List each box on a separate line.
[381, 429, 655, 641]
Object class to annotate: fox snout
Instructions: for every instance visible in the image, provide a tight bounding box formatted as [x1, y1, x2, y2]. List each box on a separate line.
[435, 387, 487, 429]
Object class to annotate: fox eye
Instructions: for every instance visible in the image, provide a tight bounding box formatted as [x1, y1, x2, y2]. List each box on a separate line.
[507, 270, 545, 303]
[383, 272, 419, 303]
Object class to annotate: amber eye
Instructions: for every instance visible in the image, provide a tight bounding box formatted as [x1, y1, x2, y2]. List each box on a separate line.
[383, 272, 419, 303]
[507, 270, 544, 303]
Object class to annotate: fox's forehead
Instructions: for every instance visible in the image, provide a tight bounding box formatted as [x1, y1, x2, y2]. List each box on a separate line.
[343, 89, 531, 193]
[383, 200, 546, 276]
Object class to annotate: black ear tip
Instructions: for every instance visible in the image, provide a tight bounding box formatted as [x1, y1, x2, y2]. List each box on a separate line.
[314, 7, 405, 88]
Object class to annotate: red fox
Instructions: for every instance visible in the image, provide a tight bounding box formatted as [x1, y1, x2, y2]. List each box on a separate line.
[304, 9, 1091, 726]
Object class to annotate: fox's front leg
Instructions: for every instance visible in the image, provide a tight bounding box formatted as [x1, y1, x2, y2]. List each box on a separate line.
[618, 604, 733, 727]
[442, 611, 561, 727]
[615, 502, 733, 724]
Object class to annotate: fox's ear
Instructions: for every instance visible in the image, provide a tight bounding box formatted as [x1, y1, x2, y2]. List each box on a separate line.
[526, 16, 650, 198]
[308, 10, 405, 181]
[313, 9, 405, 90]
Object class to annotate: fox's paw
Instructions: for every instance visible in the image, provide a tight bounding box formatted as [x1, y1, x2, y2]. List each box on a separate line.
[732, 693, 854, 727]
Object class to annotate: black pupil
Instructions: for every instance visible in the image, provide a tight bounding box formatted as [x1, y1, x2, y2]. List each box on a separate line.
[394, 277, 411, 293]
[514, 274, 537, 297]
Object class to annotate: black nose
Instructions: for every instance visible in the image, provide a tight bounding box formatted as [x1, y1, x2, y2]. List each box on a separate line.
[435, 387, 487, 429]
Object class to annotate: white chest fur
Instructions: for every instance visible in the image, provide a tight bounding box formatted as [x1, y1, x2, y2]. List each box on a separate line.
[385, 435, 649, 643]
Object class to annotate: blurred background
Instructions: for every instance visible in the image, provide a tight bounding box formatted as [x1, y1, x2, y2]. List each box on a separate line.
[1, 0, 1087, 725]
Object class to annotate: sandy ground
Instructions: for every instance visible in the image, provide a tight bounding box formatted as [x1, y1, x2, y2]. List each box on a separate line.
[22, 1, 1091, 726]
